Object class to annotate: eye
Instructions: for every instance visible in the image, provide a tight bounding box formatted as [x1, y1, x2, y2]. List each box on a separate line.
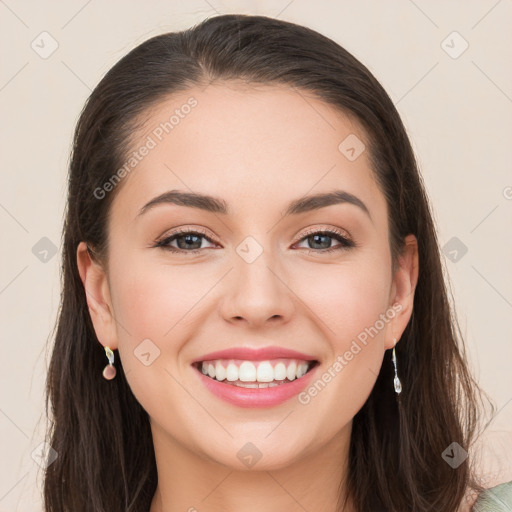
[154, 227, 355, 255]
[155, 229, 217, 254]
[293, 228, 355, 254]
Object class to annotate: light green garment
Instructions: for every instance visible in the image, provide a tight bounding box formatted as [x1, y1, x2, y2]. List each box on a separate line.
[472, 481, 512, 511]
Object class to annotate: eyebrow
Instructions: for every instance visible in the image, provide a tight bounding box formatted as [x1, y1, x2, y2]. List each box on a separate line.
[137, 189, 372, 222]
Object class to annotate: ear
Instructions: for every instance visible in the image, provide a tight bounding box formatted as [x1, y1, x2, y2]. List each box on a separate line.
[385, 234, 419, 350]
[76, 241, 118, 350]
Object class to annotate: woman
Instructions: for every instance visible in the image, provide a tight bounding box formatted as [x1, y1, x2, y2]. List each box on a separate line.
[43, 13, 505, 511]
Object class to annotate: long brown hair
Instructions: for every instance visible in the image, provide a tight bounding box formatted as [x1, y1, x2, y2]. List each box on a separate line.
[44, 14, 492, 511]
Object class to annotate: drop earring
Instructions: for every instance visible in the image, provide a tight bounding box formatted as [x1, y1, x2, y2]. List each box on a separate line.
[102, 346, 116, 380]
[391, 338, 402, 395]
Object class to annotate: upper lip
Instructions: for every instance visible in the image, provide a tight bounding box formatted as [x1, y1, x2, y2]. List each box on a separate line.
[192, 346, 318, 364]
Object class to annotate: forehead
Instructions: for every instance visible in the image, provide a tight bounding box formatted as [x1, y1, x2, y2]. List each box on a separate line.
[110, 81, 386, 225]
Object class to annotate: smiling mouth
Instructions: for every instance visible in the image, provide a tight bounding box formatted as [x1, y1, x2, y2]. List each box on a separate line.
[192, 358, 319, 388]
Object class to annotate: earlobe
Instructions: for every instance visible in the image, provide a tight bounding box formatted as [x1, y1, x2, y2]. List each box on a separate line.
[76, 241, 118, 350]
[386, 234, 419, 350]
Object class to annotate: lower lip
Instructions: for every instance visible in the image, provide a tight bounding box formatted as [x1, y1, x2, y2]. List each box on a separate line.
[193, 364, 318, 408]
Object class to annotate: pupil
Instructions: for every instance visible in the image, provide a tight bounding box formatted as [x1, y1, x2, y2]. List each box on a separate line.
[179, 234, 201, 250]
[311, 234, 330, 249]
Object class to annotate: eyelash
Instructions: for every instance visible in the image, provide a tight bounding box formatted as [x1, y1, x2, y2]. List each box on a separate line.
[155, 227, 355, 255]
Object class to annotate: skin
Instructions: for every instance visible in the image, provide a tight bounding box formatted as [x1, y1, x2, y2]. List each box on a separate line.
[77, 81, 419, 512]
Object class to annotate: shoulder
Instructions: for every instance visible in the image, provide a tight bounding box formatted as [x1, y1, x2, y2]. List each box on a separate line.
[471, 481, 512, 511]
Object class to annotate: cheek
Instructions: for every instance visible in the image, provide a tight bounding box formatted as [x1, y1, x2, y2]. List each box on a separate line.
[295, 255, 392, 345]
[109, 255, 206, 343]
[107, 256, 200, 415]
[292, 256, 392, 414]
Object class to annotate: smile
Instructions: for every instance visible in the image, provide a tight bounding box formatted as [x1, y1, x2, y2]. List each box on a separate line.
[194, 358, 317, 387]
[192, 358, 319, 407]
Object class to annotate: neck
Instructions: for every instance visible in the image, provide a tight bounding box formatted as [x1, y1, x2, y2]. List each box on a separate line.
[149, 421, 354, 512]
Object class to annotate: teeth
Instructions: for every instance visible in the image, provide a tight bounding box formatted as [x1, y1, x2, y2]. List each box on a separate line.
[239, 361, 257, 382]
[237, 382, 258, 388]
[215, 361, 226, 381]
[274, 362, 287, 380]
[286, 362, 297, 381]
[226, 363, 238, 382]
[256, 361, 274, 382]
[199, 358, 312, 384]
[235, 381, 280, 388]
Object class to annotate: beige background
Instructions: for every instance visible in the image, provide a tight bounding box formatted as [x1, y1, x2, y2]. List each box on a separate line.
[1, 0, 511, 509]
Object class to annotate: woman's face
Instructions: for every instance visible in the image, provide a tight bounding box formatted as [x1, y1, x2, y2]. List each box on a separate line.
[80, 81, 417, 470]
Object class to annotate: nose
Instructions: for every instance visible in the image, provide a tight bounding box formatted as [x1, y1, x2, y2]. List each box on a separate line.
[218, 244, 295, 329]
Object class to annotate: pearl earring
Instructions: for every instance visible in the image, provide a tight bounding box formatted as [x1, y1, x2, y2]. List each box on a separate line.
[102, 346, 116, 380]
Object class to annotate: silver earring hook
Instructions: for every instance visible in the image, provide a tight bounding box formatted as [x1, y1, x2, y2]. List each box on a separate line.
[392, 338, 402, 395]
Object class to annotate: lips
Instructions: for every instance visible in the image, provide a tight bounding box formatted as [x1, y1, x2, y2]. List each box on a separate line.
[191, 346, 320, 407]
[191, 346, 317, 364]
